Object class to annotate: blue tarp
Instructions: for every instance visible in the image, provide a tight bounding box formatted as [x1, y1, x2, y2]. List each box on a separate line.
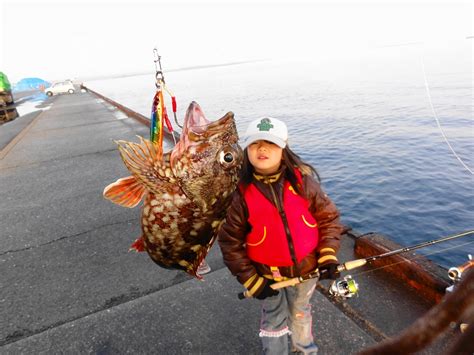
[13, 78, 50, 92]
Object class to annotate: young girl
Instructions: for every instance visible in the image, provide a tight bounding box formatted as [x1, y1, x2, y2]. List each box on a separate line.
[218, 117, 343, 354]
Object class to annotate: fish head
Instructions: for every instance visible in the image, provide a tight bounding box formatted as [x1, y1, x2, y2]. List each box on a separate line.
[170, 101, 243, 210]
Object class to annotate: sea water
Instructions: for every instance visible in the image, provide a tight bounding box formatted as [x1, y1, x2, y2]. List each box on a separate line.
[85, 48, 473, 268]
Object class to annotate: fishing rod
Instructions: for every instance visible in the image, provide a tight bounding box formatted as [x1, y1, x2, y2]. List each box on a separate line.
[238, 229, 474, 299]
[360, 229, 474, 264]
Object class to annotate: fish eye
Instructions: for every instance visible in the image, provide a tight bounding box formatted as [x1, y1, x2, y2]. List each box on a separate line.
[219, 150, 235, 165]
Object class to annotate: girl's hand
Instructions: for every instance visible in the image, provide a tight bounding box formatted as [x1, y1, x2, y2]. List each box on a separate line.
[255, 279, 280, 300]
[319, 263, 341, 280]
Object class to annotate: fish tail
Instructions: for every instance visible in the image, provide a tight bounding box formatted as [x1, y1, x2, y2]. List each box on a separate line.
[103, 176, 146, 208]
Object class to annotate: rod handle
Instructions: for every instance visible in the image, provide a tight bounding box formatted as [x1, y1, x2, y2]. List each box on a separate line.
[341, 259, 367, 271]
[271, 277, 302, 290]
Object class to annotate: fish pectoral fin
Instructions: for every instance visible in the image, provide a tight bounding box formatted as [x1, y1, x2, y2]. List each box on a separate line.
[103, 175, 146, 208]
[115, 137, 174, 193]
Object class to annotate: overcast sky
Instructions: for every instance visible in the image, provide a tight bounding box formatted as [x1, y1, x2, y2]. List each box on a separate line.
[1, 0, 472, 82]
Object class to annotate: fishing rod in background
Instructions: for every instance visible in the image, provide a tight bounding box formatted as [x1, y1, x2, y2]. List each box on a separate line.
[238, 229, 474, 299]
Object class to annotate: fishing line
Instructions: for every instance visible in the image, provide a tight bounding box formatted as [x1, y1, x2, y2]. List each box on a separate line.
[349, 238, 474, 279]
[420, 52, 473, 175]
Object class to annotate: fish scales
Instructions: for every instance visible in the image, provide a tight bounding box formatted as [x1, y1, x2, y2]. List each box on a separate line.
[104, 101, 242, 278]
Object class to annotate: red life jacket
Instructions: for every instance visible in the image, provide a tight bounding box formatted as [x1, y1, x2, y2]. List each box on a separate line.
[243, 170, 319, 266]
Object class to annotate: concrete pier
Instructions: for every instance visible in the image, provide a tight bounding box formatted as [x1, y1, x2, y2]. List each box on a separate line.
[0, 91, 458, 354]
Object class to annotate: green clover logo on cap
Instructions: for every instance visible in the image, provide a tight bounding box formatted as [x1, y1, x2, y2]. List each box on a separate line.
[257, 118, 273, 132]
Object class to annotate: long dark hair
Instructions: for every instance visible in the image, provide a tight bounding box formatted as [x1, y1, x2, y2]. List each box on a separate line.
[240, 145, 320, 196]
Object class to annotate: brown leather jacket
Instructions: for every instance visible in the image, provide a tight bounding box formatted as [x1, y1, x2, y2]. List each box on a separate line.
[217, 167, 343, 286]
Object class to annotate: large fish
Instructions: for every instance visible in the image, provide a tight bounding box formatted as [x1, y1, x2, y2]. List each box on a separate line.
[104, 101, 242, 278]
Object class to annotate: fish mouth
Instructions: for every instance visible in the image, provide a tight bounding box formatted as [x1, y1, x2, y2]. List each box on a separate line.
[170, 101, 237, 166]
[183, 101, 235, 137]
[183, 101, 210, 135]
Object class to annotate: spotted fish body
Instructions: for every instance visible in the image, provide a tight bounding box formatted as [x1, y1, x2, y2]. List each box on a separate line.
[104, 102, 242, 278]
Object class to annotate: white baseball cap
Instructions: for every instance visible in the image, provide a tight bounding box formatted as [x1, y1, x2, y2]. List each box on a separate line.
[241, 117, 288, 149]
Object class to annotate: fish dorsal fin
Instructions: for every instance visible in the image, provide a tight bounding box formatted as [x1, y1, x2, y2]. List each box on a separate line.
[103, 176, 146, 208]
[114, 136, 176, 194]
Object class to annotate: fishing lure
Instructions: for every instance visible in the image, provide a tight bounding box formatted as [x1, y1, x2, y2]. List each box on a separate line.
[150, 48, 178, 146]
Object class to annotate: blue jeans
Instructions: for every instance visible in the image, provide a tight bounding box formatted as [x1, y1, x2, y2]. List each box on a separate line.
[259, 278, 319, 354]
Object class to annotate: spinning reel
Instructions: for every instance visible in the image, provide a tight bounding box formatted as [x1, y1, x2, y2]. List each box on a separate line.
[329, 275, 359, 299]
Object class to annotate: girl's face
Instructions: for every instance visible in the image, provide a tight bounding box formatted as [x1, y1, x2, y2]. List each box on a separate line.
[247, 140, 283, 175]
